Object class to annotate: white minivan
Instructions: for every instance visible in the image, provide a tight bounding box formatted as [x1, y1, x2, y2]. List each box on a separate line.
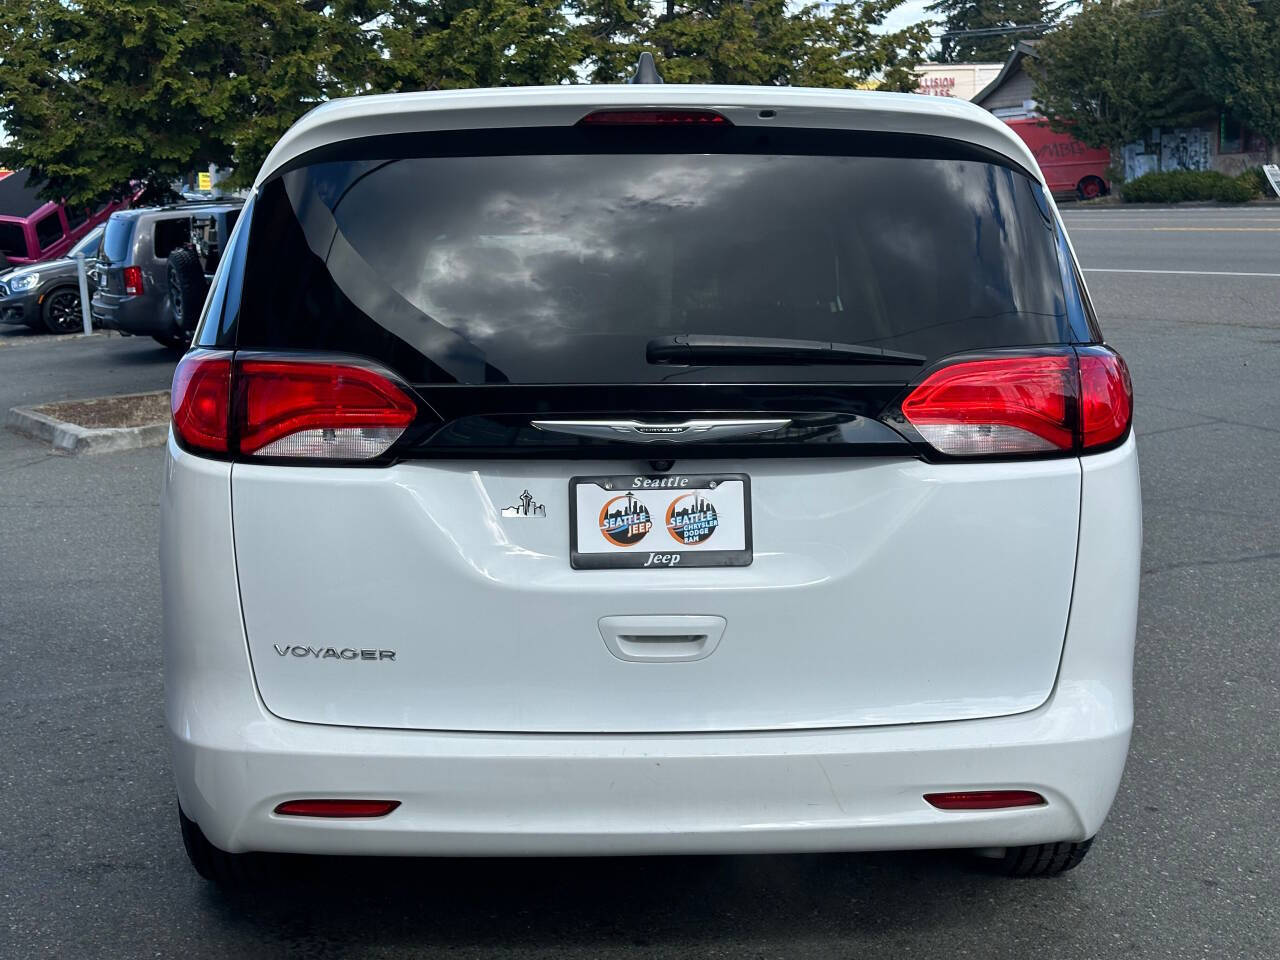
[162, 81, 1140, 886]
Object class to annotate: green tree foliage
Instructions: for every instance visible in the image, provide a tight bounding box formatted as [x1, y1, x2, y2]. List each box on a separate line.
[379, 0, 585, 90]
[1178, 0, 1280, 145]
[0, 0, 931, 203]
[927, 0, 1058, 64]
[0, 0, 383, 201]
[1032, 0, 1280, 152]
[645, 0, 930, 91]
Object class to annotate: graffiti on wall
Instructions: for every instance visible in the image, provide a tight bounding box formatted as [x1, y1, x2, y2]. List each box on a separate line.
[1159, 128, 1211, 172]
[1122, 127, 1214, 178]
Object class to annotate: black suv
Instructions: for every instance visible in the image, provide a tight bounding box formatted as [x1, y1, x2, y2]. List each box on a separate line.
[92, 200, 243, 348]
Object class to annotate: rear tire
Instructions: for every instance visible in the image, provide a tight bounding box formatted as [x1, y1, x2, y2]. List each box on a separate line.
[983, 837, 1094, 877]
[1076, 176, 1106, 201]
[179, 804, 261, 888]
[166, 247, 206, 347]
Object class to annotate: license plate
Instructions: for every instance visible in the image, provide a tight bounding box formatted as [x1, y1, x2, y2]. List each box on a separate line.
[569, 473, 752, 569]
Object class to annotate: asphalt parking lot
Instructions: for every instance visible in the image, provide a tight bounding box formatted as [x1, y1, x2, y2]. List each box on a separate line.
[2, 204, 1278, 958]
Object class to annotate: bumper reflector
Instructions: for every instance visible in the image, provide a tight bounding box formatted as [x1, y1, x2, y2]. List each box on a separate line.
[924, 790, 1046, 810]
[274, 799, 401, 818]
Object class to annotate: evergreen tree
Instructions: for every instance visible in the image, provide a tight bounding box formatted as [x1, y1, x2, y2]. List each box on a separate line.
[927, 0, 1058, 64]
[0, 0, 932, 202]
[0, 0, 384, 200]
[647, 0, 931, 89]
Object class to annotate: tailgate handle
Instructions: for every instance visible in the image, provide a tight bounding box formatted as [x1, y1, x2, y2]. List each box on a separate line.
[599, 615, 726, 663]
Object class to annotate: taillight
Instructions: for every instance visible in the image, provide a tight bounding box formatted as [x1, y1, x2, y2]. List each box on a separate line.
[236, 359, 417, 458]
[122, 265, 144, 295]
[1078, 347, 1133, 448]
[577, 109, 730, 126]
[170, 352, 418, 461]
[899, 347, 1131, 457]
[171, 351, 231, 453]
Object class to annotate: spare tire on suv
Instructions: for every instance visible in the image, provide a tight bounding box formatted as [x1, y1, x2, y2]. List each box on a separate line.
[163, 247, 206, 349]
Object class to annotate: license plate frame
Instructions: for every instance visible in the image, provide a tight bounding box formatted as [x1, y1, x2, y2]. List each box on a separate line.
[569, 473, 752, 570]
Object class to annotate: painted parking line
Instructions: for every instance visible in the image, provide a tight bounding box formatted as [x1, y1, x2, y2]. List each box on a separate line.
[1084, 268, 1280, 278]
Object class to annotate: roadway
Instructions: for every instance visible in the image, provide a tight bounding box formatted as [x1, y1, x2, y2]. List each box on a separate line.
[1, 203, 1277, 958]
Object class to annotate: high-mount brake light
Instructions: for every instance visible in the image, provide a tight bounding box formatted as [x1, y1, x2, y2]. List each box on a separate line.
[274, 799, 400, 818]
[577, 109, 730, 126]
[899, 348, 1131, 457]
[171, 351, 231, 454]
[170, 353, 418, 460]
[236, 359, 418, 459]
[924, 790, 1046, 810]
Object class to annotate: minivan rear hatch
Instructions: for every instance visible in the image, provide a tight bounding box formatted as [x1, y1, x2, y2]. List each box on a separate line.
[227, 120, 1085, 734]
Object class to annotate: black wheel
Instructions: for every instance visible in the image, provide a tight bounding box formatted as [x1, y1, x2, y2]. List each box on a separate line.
[981, 837, 1094, 877]
[42, 286, 84, 334]
[179, 804, 262, 888]
[1076, 176, 1106, 201]
[167, 247, 207, 345]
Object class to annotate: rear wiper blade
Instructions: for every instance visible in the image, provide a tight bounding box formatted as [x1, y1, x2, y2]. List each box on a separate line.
[647, 334, 925, 366]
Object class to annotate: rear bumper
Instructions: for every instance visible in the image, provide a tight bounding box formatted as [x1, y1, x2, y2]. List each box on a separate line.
[173, 689, 1130, 857]
[92, 291, 167, 334]
[163, 434, 1141, 857]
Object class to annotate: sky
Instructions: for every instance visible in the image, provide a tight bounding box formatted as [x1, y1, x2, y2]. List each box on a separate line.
[882, 0, 937, 37]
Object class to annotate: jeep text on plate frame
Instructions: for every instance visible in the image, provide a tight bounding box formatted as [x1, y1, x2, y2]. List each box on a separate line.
[569, 474, 753, 569]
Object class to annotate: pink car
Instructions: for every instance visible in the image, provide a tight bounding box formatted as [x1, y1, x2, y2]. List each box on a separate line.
[0, 169, 132, 268]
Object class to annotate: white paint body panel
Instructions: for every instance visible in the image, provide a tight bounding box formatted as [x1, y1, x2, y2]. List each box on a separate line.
[256, 86, 1044, 189]
[162, 436, 1140, 855]
[230, 455, 1080, 733]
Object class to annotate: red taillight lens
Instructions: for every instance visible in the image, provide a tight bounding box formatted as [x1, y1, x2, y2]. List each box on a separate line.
[900, 348, 1131, 456]
[1078, 348, 1133, 449]
[902, 355, 1077, 455]
[236, 358, 417, 458]
[274, 799, 400, 818]
[171, 351, 231, 453]
[577, 109, 730, 126]
[924, 790, 1046, 810]
[122, 265, 144, 295]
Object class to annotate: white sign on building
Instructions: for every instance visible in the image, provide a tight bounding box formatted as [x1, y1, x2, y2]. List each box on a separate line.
[914, 63, 1003, 102]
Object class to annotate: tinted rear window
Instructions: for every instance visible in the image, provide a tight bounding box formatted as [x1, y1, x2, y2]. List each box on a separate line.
[101, 216, 134, 263]
[236, 129, 1073, 385]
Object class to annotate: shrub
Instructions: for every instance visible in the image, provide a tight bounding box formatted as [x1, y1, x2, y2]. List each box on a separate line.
[1121, 169, 1253, 204]
[1234, 167, 1270, 198]
[1213, 176, 1256, 203]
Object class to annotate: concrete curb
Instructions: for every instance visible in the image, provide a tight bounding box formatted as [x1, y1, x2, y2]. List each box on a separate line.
[5, 395, 169, 454]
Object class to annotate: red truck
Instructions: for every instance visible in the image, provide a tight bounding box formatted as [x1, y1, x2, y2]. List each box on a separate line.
[1006, 119, 1111, 200]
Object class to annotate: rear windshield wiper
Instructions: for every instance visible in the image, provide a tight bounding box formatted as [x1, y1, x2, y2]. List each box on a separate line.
[647, 334, 925, 366]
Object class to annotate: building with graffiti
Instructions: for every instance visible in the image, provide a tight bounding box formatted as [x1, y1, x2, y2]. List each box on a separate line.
[973, 40, 1273, 182]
